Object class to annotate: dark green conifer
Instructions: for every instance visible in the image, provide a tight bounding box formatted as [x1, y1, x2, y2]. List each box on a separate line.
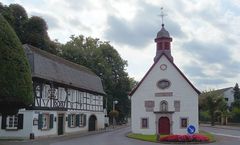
[0, 14, 33, 115]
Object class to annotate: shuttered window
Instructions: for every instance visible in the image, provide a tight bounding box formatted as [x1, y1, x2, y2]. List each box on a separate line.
[38, 113, 54, 130]
[68, 114, 76, 128]
[1, 114, 24, 130]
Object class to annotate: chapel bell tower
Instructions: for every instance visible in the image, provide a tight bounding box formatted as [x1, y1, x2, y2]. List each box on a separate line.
[154, 8, 173, 62]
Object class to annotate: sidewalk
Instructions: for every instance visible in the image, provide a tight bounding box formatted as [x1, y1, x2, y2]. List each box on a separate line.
[200, 123, 240, 131]
[0, 124, 129, 144]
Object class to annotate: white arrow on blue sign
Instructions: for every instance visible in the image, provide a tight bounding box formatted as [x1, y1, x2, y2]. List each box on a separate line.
[187, 125, 196, 134]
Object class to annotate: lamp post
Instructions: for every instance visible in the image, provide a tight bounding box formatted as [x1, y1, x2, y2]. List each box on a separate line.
[112, 100, 118, 128]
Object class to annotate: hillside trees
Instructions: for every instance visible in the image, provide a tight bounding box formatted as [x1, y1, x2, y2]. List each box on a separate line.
[59, 35, 134, 121]
[0, 2, 58, 54]
[199, 90, 228, 126]
[0, 15, 33, 115]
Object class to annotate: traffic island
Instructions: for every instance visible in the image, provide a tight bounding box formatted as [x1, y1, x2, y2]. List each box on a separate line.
[127, 131, 216, 144]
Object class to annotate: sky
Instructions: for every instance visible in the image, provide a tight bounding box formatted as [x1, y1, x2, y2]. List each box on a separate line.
[2, 0, 240, 91]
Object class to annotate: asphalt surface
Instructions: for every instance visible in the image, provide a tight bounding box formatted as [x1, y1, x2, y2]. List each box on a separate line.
[0, 125, 240, 145]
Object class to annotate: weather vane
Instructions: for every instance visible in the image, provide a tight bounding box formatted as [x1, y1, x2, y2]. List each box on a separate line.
[158, 7, 167, 27]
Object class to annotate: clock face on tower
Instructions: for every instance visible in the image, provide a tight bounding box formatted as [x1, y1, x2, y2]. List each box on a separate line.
[160, 64, 167, 70]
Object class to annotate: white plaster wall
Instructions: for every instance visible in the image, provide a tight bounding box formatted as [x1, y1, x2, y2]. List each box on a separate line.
[65, 110, 105, 133]
[0, 109, 105, 138]
[0, 109, 33, 139]
[223, 88, 234, 107]
[32, 110, 58, 137]
[131, 55, 199, 135]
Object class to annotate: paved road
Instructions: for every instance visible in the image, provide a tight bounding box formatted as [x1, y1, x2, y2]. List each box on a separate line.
[200, 125, 240, 145]
[1, 126, 240, 145]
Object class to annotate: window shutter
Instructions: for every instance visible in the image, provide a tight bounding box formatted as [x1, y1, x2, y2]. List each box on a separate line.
[1, 115, 6, 129]
[76, 114, 80, 126]
[68, 114, 71, 127]
[17, 114, 24, 129]
[49, 114, 54, 129]
[83, 114, 87, 126]
[38, 114, 43, 129]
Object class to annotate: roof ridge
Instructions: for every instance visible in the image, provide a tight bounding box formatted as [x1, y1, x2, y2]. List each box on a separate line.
[24, 44, 96, 76]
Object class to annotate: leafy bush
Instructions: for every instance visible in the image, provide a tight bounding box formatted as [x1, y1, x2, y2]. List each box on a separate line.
[230, 107, 240, 123]
[199, 110, 210, 122]
[160, 134, 209, 142]
[0, 14, 33, 115]
[109, 110, 119, 117]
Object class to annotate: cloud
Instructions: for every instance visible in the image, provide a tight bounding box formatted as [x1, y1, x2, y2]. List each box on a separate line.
[183, 65, 207, 78]
[104, 1, 186, 48]
[182, 39, 231, 64]
[195, 78, 228, 85]
[30, 12, 60, 29]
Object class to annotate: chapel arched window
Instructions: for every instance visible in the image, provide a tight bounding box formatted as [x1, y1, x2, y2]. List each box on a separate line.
[160, 101, 168, 112]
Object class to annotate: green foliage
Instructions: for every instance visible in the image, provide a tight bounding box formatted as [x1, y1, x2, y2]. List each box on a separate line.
[109, 110, 119, 118]
[59, 35, 133, 121]
[233, 83, 240, 100]
[0, 14, 33, 115]
[231, 83, 240, 109]
[24, 16, 58, 54]
[199, 90, 227, 126]
[199, 110, 210, 122]
[8, 4, 28, 42]
[230, 107, 240, 123]
[127, 133, 157, 142]
[0, 2, 58, 54]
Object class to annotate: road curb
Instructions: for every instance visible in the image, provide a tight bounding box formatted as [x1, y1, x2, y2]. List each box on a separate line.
[200, 124, 240, 131]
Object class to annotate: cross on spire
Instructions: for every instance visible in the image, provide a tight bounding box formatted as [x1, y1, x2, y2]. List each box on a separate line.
[158, 7, 167, 27]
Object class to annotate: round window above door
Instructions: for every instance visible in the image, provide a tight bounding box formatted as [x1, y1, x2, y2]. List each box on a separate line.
[157, 79, 171, 89]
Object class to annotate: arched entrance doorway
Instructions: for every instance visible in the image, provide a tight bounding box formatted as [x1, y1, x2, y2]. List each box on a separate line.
[88, 115, 97, 131]
[158, 117, 170, 134]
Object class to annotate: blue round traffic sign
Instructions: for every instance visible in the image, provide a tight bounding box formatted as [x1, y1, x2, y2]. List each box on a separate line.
[187, 125, 196, 134]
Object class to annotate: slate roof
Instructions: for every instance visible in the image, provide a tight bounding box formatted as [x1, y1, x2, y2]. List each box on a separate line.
[157, 25, 170, 38]
[129, 53, 200, 96]
[213, 87, 233, 95]
[23, 44, 105, 95]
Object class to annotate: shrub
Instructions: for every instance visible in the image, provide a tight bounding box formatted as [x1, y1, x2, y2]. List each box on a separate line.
[0, 14, 33, 115]
[160, 134, 209, 142]
[230, 107, 240, 123]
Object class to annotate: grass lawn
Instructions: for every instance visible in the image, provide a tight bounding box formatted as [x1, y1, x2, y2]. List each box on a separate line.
[127, 133, 169, 142]
[127, 133, 157, 142]
[127, 131, 215, 143]
[199, 130, 216, 142]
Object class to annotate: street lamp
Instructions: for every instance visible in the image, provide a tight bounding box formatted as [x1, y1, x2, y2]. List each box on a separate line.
[113, 100, 118, 110]
[112, 100, 118, 128]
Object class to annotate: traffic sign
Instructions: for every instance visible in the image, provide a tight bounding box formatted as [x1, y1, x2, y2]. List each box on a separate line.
[187, 125, 196, 134]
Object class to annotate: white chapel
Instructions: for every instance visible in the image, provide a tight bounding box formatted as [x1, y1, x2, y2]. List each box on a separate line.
[130, 23, 200, 135]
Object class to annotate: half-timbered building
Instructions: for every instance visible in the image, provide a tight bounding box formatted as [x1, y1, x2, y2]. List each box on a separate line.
[0, 44, 105, 139]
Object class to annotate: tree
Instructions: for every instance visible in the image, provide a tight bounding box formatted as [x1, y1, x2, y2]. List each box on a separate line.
[0, 3, 28, 43]
[24, 16, 58, 54]
[59, 35, 133, 121]
[0, 14, 33, 115]
[199, 90, 227, 126]
[231, 83, 240, 108]
[233, 83, 240, 101]
[8, 4, 28, 42]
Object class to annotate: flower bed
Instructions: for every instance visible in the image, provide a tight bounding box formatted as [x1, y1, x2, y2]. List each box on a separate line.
[160, 134, 209, 142]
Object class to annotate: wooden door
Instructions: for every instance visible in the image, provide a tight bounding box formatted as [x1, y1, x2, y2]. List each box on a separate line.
[88, 115, 97, 131]
[158, 117, 170, 134]
[58, 114, 64, 135]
